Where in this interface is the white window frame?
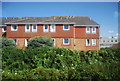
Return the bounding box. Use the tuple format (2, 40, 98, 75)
(13, 39, 17, 45)
(32, 24, 37, 32)
(51, 38, 55, 46)
(63, 38, 70, 45)
(63, 24, 70, 31)
(25, 24, 30, 32)
(43, 24, 49, 32)
(11, 25, 18, 31)
(2, 27, 6, 32)
(92, 27, 96, 34)
(86, 39, 90, 46)
(92, 39, 96, 46)
(25, 39, 29, 47)
(50, 24, 56, 32)
(86, 27, 90, 34)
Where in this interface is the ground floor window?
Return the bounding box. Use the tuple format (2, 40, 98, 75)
(86, 39, 90, 46)
(92, 39, 96, 46)
(63, 38, 70, 45)
(13, 39, 17, 45)
(51, 38, 55, 46)
(25, 39, 29, 47)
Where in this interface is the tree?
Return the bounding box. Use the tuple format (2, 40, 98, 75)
(0, 37, 16, 48)
(27, 36, 54, 48)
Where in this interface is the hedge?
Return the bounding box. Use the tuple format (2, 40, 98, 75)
(2, 46, 120, 80)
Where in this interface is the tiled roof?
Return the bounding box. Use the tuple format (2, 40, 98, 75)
(0, 16, 99, 25)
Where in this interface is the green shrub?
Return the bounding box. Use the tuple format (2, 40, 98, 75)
(27, 36, 54, 48)
(0, 37, 16, 48)
(2, 46, 120, 80)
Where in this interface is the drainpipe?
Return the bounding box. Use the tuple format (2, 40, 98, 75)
(73, 24, 75, 50)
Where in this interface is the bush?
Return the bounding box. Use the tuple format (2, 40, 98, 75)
(2, 46, 120, 80)
(27, 36, 54, 48)
(0, 37, 16, 48)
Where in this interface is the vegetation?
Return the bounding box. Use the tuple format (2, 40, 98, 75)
(2, 46, 120, 80)
(27, 36, 54, 48)
(0, 37, 16, 49)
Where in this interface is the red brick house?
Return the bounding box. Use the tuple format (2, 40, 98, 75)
(1, 16, 100, 51)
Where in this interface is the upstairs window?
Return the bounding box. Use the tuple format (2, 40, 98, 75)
(92, 27, 96, 33)
(43, 25, 49, 32)
(86, 39, 90, 46)
(50, 24, 56, 32)
(86, 27, 90, 33)
(63, 25, 70, 30)
(92, 39, 96, 46)
(2, 27, 6, 32)
(32, 24, 37, 32)
(11, 25, 18, 31)
(63, 38, 70, 45)
(25, 24, 30, 32)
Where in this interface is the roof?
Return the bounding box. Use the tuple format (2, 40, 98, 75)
(0, 16, 99, 26)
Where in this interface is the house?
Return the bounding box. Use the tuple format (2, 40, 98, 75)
(1, 16, 100, 51)
(100, 37, 119, 48)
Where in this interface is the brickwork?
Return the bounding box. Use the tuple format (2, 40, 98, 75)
(75, 39, 99, 51)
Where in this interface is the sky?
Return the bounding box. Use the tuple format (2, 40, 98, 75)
(2, 2, 119, 37)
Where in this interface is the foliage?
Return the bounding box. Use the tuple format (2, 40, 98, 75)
(2, 47, 120, 80)
(27, 36, 54, 48)
(0, 37, 16, 49)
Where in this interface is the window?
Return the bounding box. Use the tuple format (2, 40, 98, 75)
(25, 39, 29, 47)
(115, 40, 117, 42)
(2, 27, 6, 32)
(103, 40, 105, 42)
(43, 25, 49, 32)
(92, 39, 96, 46)
(63, 25, 70, 30)
(111, 40, 113, 42)
(51, 38, 55, 46)
(13, 39, 17, 45)
(92, 27, 96, 33)
(86, 27, 90, 33)
(11, 25, 18, 31)
(25, 24, 30, 32)
(32, 24, 37, 32)
(50, 24, 56, 32)
(63, 38, 70, 45)
(86, 39, 90, 46)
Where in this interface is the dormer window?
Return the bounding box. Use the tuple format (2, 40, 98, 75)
(92, 27, 96, 33)
(11, 25, 18, 31)
(25, 24, 30, 32)
(32, 24, 37, 32)
(63, 25, 70, 30)
(2, 27, 6, 32)
(86, 27, 90, 33)
(43, 25, 49, 32)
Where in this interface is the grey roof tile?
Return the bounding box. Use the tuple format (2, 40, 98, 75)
(1, 16, 99, 25)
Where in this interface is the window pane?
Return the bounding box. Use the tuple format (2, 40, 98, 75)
(13, 25, 17, 29)
(64, 25, 68, 29)
(26, 25, 30, 29)
(87, 27, 90, 31)
(52, 24, 55, 29)
(33, 25, 36, 29)
(93, 27, 95, 31)
(45, 25, 48, 29)
(87, 39, 90, 44)
(64, 38, 69, 44)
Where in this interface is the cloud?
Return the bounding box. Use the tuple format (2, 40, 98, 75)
(108, 30, 115, 33)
